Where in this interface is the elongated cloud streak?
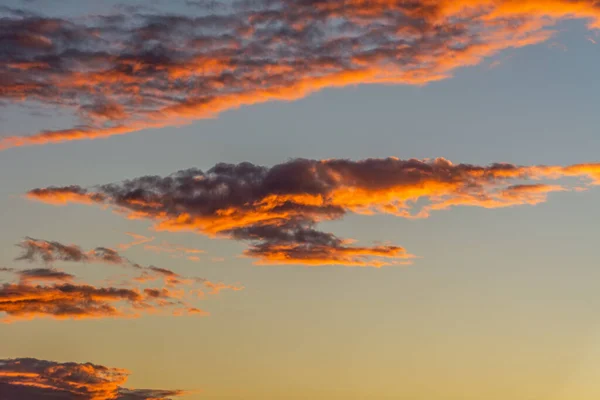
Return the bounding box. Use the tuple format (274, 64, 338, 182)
(144, 242, 204, 256)
(118, 232, 155, 250)
(16, 268, 75, 283)
(26, 158, 600, 267)
(17, 237, 134, 266)
(0, 282, 170, 322)
(0, 357, 187, 399)
(2, 1, 600, 149)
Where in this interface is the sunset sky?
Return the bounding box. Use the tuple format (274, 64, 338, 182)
(1, 1, 600, 399)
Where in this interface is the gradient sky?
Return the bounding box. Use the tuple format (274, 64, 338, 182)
(1, 1, 600, 399)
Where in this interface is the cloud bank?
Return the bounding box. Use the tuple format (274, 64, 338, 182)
(2, 1, 600, 149)
(27, 157, 600, 267)
(0, 357, 187, 399)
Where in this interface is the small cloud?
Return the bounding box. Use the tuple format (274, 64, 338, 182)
(118, 232, 155, 250)
(0, 357, 189, 399)
(1, 238, 242, 322)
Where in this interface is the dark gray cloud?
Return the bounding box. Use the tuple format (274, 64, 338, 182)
(16, 237, 90, 264)
(0, 358, 187, 399)
(29, 157, 600, 266)
(3, 1, 598, 149)
(0, 282, 151, 321)
(16, 237, 138, 267)
(17, 268, 75, 282)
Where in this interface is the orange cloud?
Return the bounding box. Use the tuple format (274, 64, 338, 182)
(0, 282, 152, 322)
(118, 232, 155, 250)
(25, 158, 600, 267)
(563, 163, 600, 184)
(144, 241, 205, 261)
(2, 1, 600, 149)
(25, 187, 103, 205)
(1, 238, 242, 322)
(0, 357, 188, 399)
(202, 281, 244, 295)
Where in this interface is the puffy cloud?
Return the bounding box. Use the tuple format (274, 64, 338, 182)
(2, 1, 600, 149)
(26, 158, 600, 267)
(0, 357, 187, 399)
(1, 238, 242, 322)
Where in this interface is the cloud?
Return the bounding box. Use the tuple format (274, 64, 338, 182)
(117, 233, 206, 260)
(1, 238, 241, 322)
(16, 237, 140, 267)
(1, 267, 75, 283)
(24, 187, 105, 205)
(2, 1, 600, 149)
(16, 238, 90, 264)
(15, 237, 148, 268)
(118, 232, 155, 250)
(203, 281, 244, 295)
(15, 237, 237, 290)
(17, 268, 75, 283)
(26, 157, 600, 267)
(17, 235, 206, 266)
(0, 282, 161, 322)
(144, 241, 205, 262)
(144, 242, 204, 256)
(0, 357, 187, 399)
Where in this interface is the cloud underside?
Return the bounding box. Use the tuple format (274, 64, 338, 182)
(0, 358, 186, 399)
(26, 157, 600, 267)
(2, 0, 600, 149)
(0, 238, 242, 322)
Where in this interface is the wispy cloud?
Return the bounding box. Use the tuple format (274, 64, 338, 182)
(26, 158, 600, 267)
(0, 238, 242, 322)
(0, 357, 188, 399)
(144, 241, 205, 260)
(118, 232, 155, 250)
(116, 233, 206, 262)
(2, 1, 600, 149)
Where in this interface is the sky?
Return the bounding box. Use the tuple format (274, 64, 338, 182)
(1, 1, 600, 399)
